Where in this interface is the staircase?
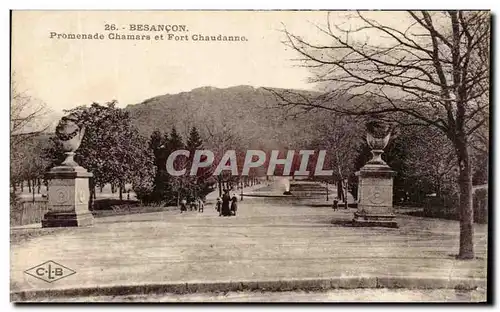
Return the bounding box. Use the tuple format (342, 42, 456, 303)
(289, 182, 330, 198)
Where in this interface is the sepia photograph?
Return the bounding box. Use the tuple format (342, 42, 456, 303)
(9, 9, 490, 303)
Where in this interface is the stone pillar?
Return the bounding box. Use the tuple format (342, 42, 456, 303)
(42, 114, 94, 228)
(352, 120, 398, 228)
(353, 164, 397, 228)
(42, 166, 94, 228)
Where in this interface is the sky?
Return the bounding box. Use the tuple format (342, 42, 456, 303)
(11, 11, 335, 113)
(11, 10, 417, 116)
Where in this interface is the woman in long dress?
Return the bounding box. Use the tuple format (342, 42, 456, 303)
(180, 198, 187, 213)
(221, 190, 231, 216)
(216, 197, 222, 215)
(230, 194, 238, 216)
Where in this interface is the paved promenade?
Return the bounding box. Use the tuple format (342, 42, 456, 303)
(10, 181, 487, 301)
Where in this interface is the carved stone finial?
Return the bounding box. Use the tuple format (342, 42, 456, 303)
(365, 120, 393, 165)
(55, 115, 85, 167)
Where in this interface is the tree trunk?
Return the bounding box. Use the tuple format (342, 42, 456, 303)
(88, 179, 95, 211)
(28, 180, 32, 193)
(456, 138, 474, 259)
(37, 178, 41, 194)
(218, 177, 222, 197)
(119, 183, 123, 201)
(337, 180, 343, 200)
(343, 179, 348, 204)
(21, 181, 24, 192)
(436, 177, 441, 198)
(32, 179, 35, 203)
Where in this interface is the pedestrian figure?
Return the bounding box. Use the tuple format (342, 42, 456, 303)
(180, 198, 187, 213)
(332, 197, 339, 211)
(190, 200, 197, 211)
(198, 198, 204, 213)
(215, 197, 222, 215)
(230, 193, 238, 216)
(221, 190, 231, 217)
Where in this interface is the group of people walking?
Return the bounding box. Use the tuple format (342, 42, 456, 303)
(179, 197, 205, 213)
(216, 189, 238, 217)
(179, 189, 238, 216)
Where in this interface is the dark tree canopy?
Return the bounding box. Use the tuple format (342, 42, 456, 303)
(186, 126, 203, 152)
(44, 101, 152, 200)
(168, 127, 185, 152)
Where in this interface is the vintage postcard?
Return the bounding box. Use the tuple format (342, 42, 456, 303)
(10, 10, 489, 302)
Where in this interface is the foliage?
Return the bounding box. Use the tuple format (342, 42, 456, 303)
(186, 126, 203, 152)
(403, 127, 458, 201)
(91, 199, 140, 211)
(143, 126, 213, 205)
(10, 192, 20, 207)
(473, 188, 488, 223)
(43, 101, 153, 200)
(11, 134, 51, 192)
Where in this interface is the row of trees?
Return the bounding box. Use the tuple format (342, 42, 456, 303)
(272, 10, 489, 259)
(13, 98, 487, 212)
(11, 10, 489, 261)
(12, 89, 488, 262)
(10, 74, 51, 196)
(12, 99, 216, 206)
(141, 126, 214, 205)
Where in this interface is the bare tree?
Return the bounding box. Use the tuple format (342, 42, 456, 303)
(11, 74, 50, 146)
(203, 120, 243, 196)
(271, 11, 489, 259)
(10, 74, 51, 192)
(309, 115, 364, 201)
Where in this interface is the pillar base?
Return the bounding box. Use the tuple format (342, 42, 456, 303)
(42, 211, 94, 228)
(42, 165, 94, 228)
(353, 212, 398, 228)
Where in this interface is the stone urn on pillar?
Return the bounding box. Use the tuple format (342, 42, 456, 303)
(42, 115, 94, 228)
(353, 120, 398, 228)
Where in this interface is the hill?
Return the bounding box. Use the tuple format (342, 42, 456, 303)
(124, 85, 324, 152)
